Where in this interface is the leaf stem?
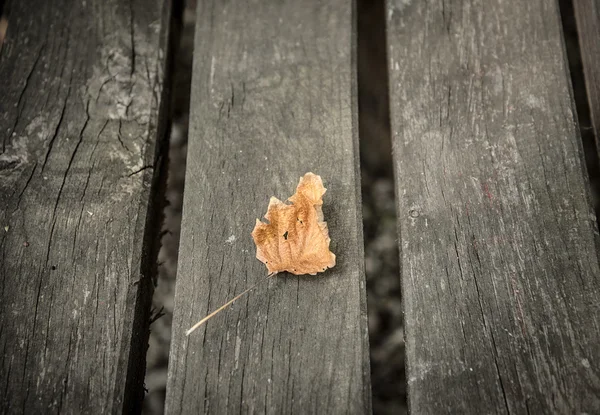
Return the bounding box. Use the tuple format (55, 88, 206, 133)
(186, 272, 277, 336)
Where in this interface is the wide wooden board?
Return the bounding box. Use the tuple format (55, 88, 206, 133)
(386, 0, 600, 412)
(165, 1, 371, 413)
(0, 0, 172, 412)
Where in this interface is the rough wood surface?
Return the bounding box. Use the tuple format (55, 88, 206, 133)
(386, 0, 600, 413)
(0, 0, 172, 412)
(574, 0, 600, 148)
(166, 1, 371, 413)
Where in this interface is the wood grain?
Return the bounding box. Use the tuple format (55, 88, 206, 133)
(0, 0, 172, 412)
(574, 0, 600, 149)
(165, 1, 371, 413)
(386, 0, 600, 413)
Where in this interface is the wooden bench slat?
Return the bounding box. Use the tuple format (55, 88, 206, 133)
(386, 0, 600, 413)
(0, 0, 172, 412)
(574, 0, 600, 149)
(165, 1, 371, 413)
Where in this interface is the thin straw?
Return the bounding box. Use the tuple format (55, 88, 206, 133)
(186, 273, 276, 336)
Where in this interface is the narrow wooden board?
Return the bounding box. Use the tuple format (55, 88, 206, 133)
(574, 0, 600, 148)
(0, 0, 172, 412)
(166, 1, 371, 413)
(386, 0, 600, 413)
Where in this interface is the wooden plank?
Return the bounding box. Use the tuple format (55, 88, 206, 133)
(574, 0, 600, 149)
(165, 1, 371, 413)
(386, 0, 600, 413)
(0, 0, 172, 412)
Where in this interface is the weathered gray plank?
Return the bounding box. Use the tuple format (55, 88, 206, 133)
(166, 1, 371, 413)
(574, 0, 600, 148)
(386, 0, 600, 413)
(0, 0, 172, 412)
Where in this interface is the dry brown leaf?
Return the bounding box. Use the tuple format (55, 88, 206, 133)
(187, 173, 336, 335)
(252, 172, 336, 275)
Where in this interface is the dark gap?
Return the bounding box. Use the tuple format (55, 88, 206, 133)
(142, 0, 195, 414)
(0, 0, 7, 51)
(558, 0, 600, 214)
(357, 1, 406, 414)
(125, 0, 184, 411)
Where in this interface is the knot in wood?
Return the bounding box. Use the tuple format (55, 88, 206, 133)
(409, 208, 420, 218)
